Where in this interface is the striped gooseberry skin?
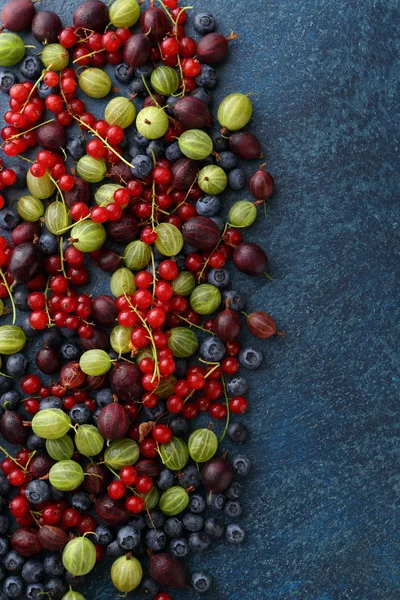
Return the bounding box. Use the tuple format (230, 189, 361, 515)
(37, 525, 67, 551)
(63, 590, 86, 600)
(75, 424, 105, 456)
(182, 215, 221, 251)
(159, 486, 189, 516)
(247, 311, 277, 338)
(97, 403, 130, 441)
(111, 555, 143, 593)
(83, 463, 110, 495)
(1, 411, 28, 445)
(174, 96, 211, 130)
(110, 267, 136, 297)
(110, 325, 132, 355)
(62, 536, 96, 576)
(155, 375, 177, 399)
(41, 43, 69, 71)
(167, 327, 199, 358)
(138, 486, 159, 510)
(27, 170, 55, 199)
(196, 32, 229, 64)
(0, 33, 25, 66)
(0, 325, 26, 355)
(95, 184, 124, 207)
(105, 97, 137, 128)
(213, 308, 242, 342)
(171, 158, 199, 189)
(188, 429, 218, 462)
(1, 1, 36, 33)
(190, 284, 222, 315)
(71, 221, 107, 252)
(77, 156, 107, 183)
(229, 131, 262, 160)
(44, 201, 71, 235)
(178, 129, 213, 160)
(233, 242, 268, 276)
(159, 437, 189, 471)
(46, 435, 74, 461)
(123, 32, 151, 68)
(249, 167, 275, 201)
(32, 409, 71, 440)
(79, 349, 112, 376)
(73, 0, 110, 32)
(228, 200, 257, 228)
(109, 0, 140, 28)
(136, 459, 161, 478)
(124, 240, 151, 270)
(172, 271, 196, 296)
(49, 460, 85, 491)
(136, 106, 169, 140)
(78, 68, 112, 98)
(154, 223, 184, 256)
(95, 495, 130, 526)
(104, 438, 140, 469)
(17, 196, 44, 222)
(150, 66, 179, 96)
(11, 529, 42, 557)
(198, 165, 228, 195)
(217, 92, 253, 131)
(140, 6, 169, 42)
(106, 215, 140, 243)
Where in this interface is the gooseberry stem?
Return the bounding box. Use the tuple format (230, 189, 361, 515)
(140, 75, 161, 109)
(58, 237, 68, 279)
(0, 269, 16, 325)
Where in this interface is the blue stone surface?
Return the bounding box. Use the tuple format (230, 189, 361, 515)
(1, 0, 399, 598)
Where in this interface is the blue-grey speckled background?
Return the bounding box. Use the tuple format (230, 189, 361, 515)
(2, 0, 400, 598)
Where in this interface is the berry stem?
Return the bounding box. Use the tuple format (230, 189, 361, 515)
(0, 269, 16, 325)
(197, 222, 229, 283)
(73, 49, 105, 64)
(0, 119, 56, 147)
(0, 445, 24, 470)
(44, 275, 54, 328)
(173, 312, 216, 335)
(219, 373, 230, 442)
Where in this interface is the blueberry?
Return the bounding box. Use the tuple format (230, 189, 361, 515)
(134, 63, 154, 79)
(195, 64, 218, 89)
(115, 63, 134, 84)
(0, 391, 20, 411)
(200, 336, 225, 362)
(95, 524, 113, 546)
(143, 401, 165, 420)
(225, 500, 243, 518)
(0, 208, 20, 231)
(60, 341, 81, 361)
(145, 529, 166, 552)
(8, 165, 25, 189)
(132, 131, 148, 148)
(146, 140, 165, 160)
(194, 13, 216, 34)
(0, 567, 5, 583)
(50, 487, 65, 501)
(204, 517, 224, 539)
(42, 328, 63, 348)
(25, 480, 50, 505)
(38, 232, 58, 255)
(232, 455, 252, 476)
(209, 216, 225, 232)
(169, 415, 190, 437)
(156, 469, 174, 491)
(191, 572, 212, 594)
(43, 554, 64, 577)
(117, 525, 141, 550)
(239, 346, 263, 370)
(0, 376, 11, 395)
(169, 537, 189, 558)
(91, 407, 101, 426)
(188, 532, 210, 552)
(26, 434, 45, 451)
(37, 81, 59, 100)
(40, 397, 62, 410)
(145, 510, 165, 529)
(226, 482, 243, 500)
(26, 582, 45, 600)
(174, 358, 187, 378)
(2, 575, 23, 598)
(182, 513, 204, 532)
(227, 377, 248, 397)
(128, 143, 142, 159)
(138, 577, 159, 599)
(226, 523, 246, 544)
(21, 560, 44, 583)
(196, 195, 220, 217)
(21, 316, 40, 339)
(228, 168, 246, 190)
(0, 71, 17, 94)
(129, 514, 147, 530)
(216, 151, 237, 170)
(64, 573, 88, 587)
(189, 493, 206, 514)
(106, 540, 124, 558)
(95, 388, 113, 408)
(183, 242, 198, 255)
(130, 77, 146, 96)
(210, 129, 228, 152)
(163, 518, 183, 538)
(207, 493, 226, 511)
(3, 552, 24, 572)
(59, 327, 77, 339)
(20, 56, 42, 80)
(66, 137, 85, 161)
(0, 538, 9, 558)
(222, 289, 246, 312)
(13, 285, 29, 312)
(227, 422, 248, 443)
(208, 267, 230, 288)
(0, 518, 8, 536)
(71, 491, 92, 512)
(165, 95, 179, 114)
(69, 403, 91, 425)
(179, 465, 201, 489)
(45, 577, 67, 598)
(190, 87, 212, 105)
(165, 141, 183, 162)
(131, 154, 153, 179)
(0, 500, 6, 516)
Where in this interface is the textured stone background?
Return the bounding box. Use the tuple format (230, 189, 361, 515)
(2, 0, 400, 598)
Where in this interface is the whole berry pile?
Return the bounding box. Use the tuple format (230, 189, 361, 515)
(0, 0, 280, 598)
